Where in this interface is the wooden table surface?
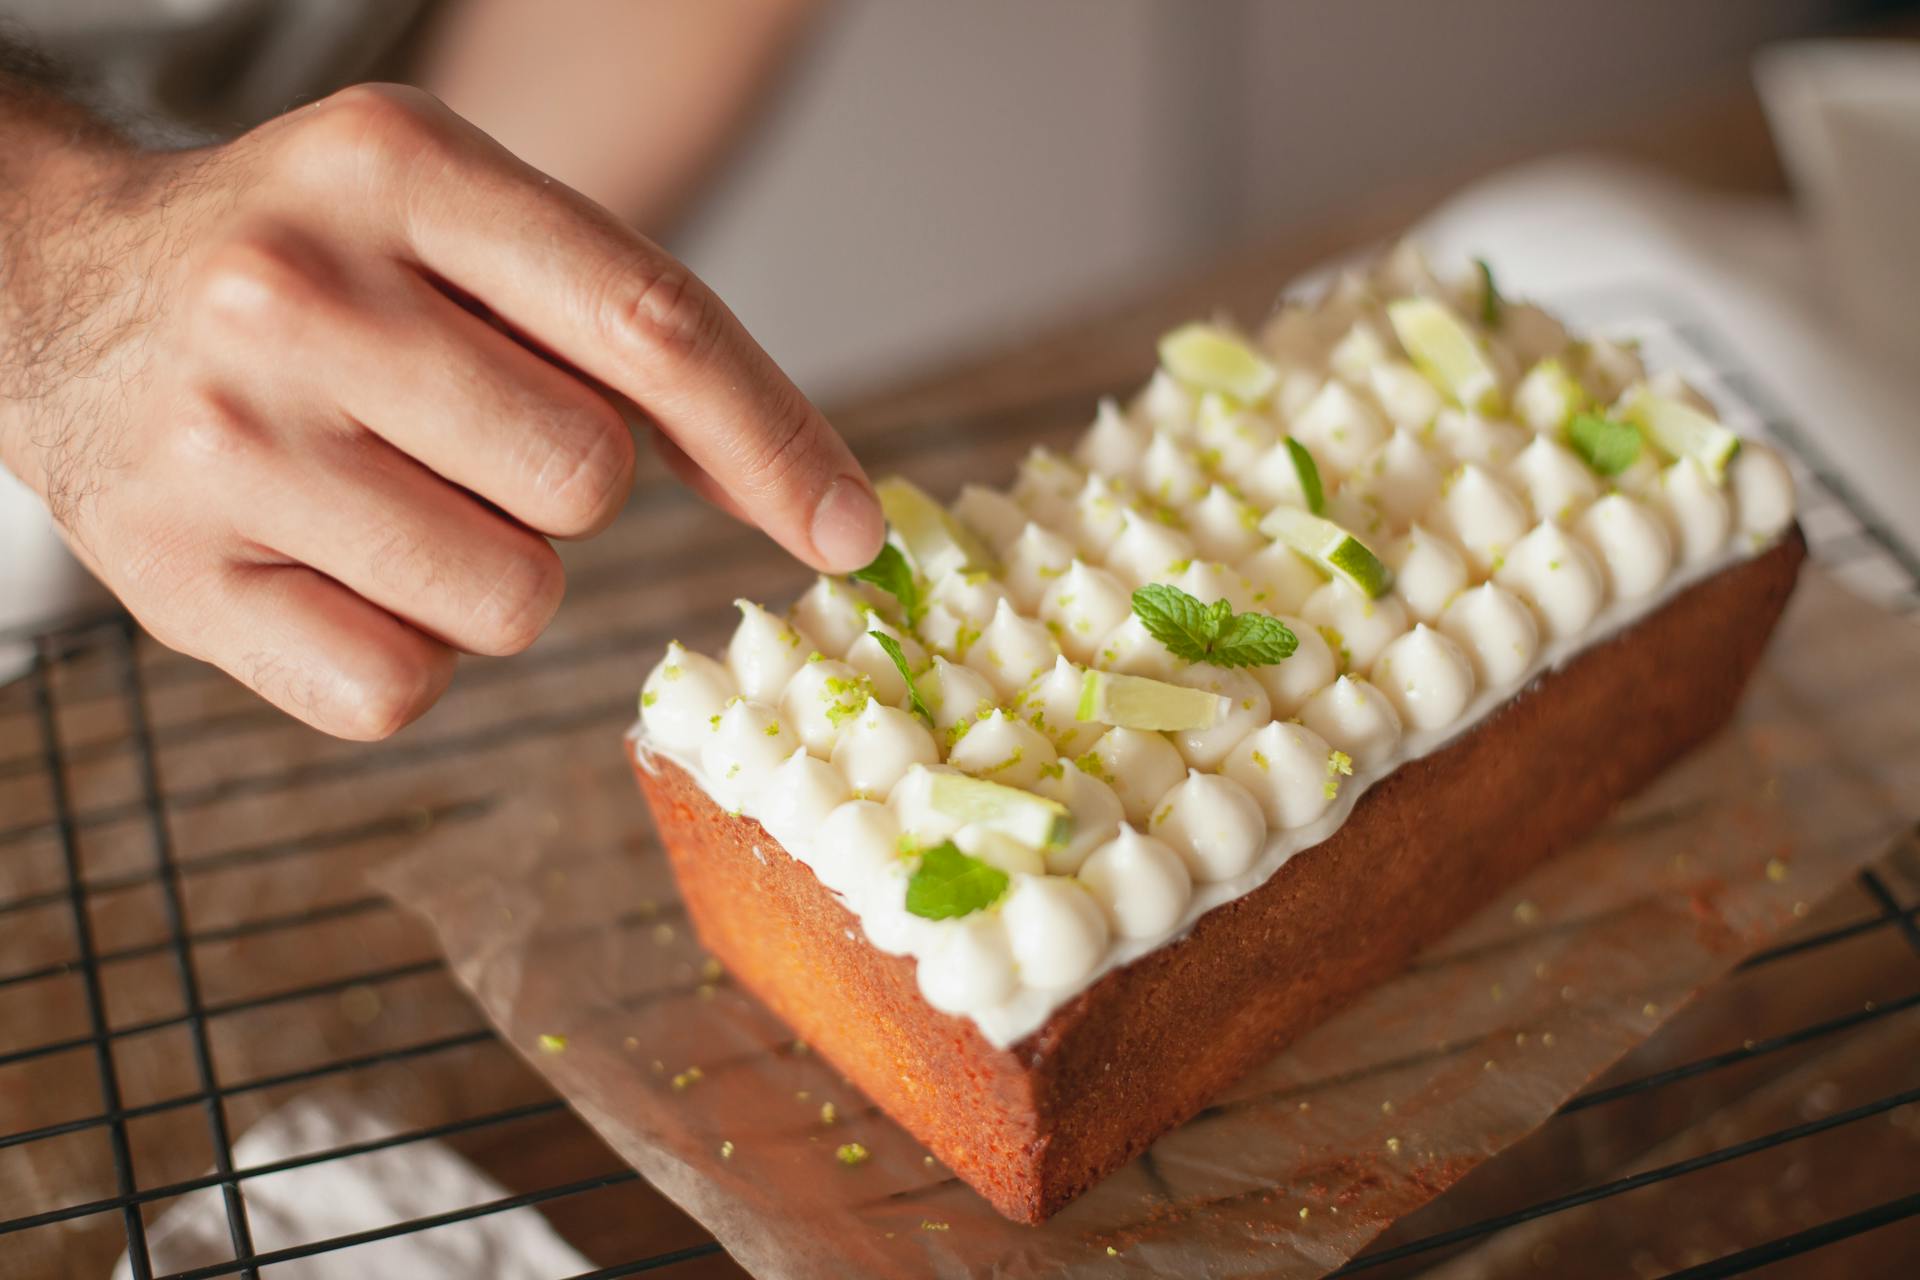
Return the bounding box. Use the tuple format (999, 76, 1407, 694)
(4, 42, 1919, 1280)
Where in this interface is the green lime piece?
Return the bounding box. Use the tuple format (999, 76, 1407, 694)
(926, 772, 1071, 850)
(1258, 506, 1394, 599)
(1077, 669, 1227, 732)
(1157, 323, 1277, 404)
(876, 476, 997, 579)
(1622, 388, 1741, 483)
(1283, 436, 1325, 515)
(1387, 297, 1503, 415)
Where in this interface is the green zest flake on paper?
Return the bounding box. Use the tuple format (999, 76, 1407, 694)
(1567, 412, 1642, 477)
(1158, 322, 1278, 403)
(1130, 583, 1298, 669)
(1284, 437, 1326, 515)
(868, 630, 933, 726)
(850, 542, 923, 626)
(904, 840, 1011, 920)
(1475, 257, 1504, 329)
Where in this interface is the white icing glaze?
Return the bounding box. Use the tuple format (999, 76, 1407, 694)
(1194, 396, 1277, 475)
(811, 799, 902, 907)
(1092, 614, 1185, 681)
(1186, 484, 1266, 563)
(1040, 559, 1134, 665)
(1493, 521, 1606, 640)
(1430, 464, 1531, 573)
(789, 577, 873, 658)
(1075, 397, 1150, 478)
(927, 568, 1009, 627)
(700, 698, 798, 810)
(1104, 508, 1197, 586)
(1064, 472, 1132, 557)
(1575, 493, 1673, 600)
(760, 749, 852, 849)
(1169, 664, 1272, 769)
(1657, 457, 1733, 564)
(1084, 726, 1186, 825)
(1385, 523, 1470, 624)
(640, 642, 736, 754)
(1002, 875, 1110, 990)
(1730, 442, 1796, 540)
(1012, 446, 1083, 525)
(779, 656, 871, 755)
(1016, 655, 1103, 756)
(1370, 624, 1475, 732)
(1291, 380, 1388, 476)
(1235, 542, 1325, 616)
(1433, 409, 1529, 471)
(1439, 583, 1539, 686)
(953, 484, 1029, 552)
(1150, 770, 1268, 882)
(969, 597, 1061, 696)
(1246, 613, 1335, 715)
(1002, 521, 1077, 611)
(1031, 758, 1126, 875)
(1298, 675, 1403, 768)
(726, 600, 809, 704)
(922, 655, 997, 737)
(1220, 720, 1339, 828)
(1168, 560, 1258, 615)
(831, 697, 937, 798)
(1077, 826, 1192, 941)
(946, 709, 1057, 789)
(1303, 578, 1410, 673)
(1137, 434, 1210, 507)
(1507, 435, 1600, 524)
(843, 621, 925, 706)
(916, 913, 1018, 1015)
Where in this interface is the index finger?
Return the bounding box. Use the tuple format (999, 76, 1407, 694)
(325, 86, 885, 573)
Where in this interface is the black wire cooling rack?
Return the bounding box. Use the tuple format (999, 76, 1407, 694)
(1, 294, 1917, 1279)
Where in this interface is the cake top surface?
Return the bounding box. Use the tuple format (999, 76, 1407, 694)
(633, 243, 1797, 1048)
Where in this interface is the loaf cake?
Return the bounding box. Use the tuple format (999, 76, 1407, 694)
(627, 244, 1804, 1222)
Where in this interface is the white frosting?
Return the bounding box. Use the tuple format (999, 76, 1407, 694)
(1299, 675, 1403, 768)
(726, 600, 809, 704)
(1439, 583, 1539, 685)
(1040, 559, 1134, 664)
(1575, 493, 1673, 600)
(1015, 655, 1103, 756)
(640, 642, 737, 754)
(1137, 434, 1210, 507)
(1002, 875, 1110, 990)
(843, 621, 925, 706)
(1657, 458, 1733, 564)
(632, 249, 1794, 1050)
(1075, 397, 1150, 478)
(1104, 508, 1196, 586)
(779, 656, 871, 755)
(946, 709, 1057, 789)
(1430, 464, 1531, 573)
(1003, 521, 1077, 611)
(1303, 578, 1410, 673)
(1085, 727, 1187, 825)
(969, 597, 1061, 696)
(760, 749, 852, 849)
(1221, 720, 1339, 828)
(1507, 436, 1600, 524)
(1169, 664, 1271, 769)
(953, 484, 1029, 552)
(1077, 826, 1192, 941)
(1186, 484, 1266, 563)
(831, 697, 938, 798)
(1494, 521, 1606, 640)
(1730, 442, 1796, 540)
(1031, 758, 1126, 875)
(789, 577, 873, 658)
(1150, 770, 1268, 882)
(1370, 624, 1475, 732)
(1385, 523, 1470, 624)
(700, 698, 798, 810)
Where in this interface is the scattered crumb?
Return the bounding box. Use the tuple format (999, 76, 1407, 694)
(1642, 1002, 1660, 1018)
(1386, 1137, 1402, 1154)
(1106, 1246, 1120, 1257)
(1379, 1100, 1394, 1116)
(1297, 1100, 1311, 1112)
(652, 923, 676, 946)
(700, 957, 725, 982)
(836, 1142, 870, 1167)
(1792, 900, 1810, 918)
(1541, 1032, 1557, 1047)
(1559, 985, 1576, 1001)
(1765, 858, 1789, 883)
(796, 1090, 811, 1102)
(792, 1039, 810, 1055)
(622, 1036, 639, 1051)
(1483, 1059, 1497, 1071)
(820, 1102, 839, 1126)
(1298, 1206, 1310, 1220)
(923, 1155, 936, 1168)
(697, 984, 717, 1000)
(1512, 899, 1542, 926)
(719, 1140, 734, 1160)
(537, 1033, 567, 1054)
(920, 1220, 949, 1232)
(671, 1066, 704, 1090)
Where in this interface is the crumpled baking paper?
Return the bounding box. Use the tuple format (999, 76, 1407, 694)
(376, 567, 1920, 1278)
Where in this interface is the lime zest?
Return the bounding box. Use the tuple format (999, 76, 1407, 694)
(1284, 436, 1326, 515)
(1257, 506, 1395, 599)
(1077, 669, 1228, 731)
(1567, 412, 1642, 477)
(1129, 583, 1298, 668)
(867, 630, 932, 726)
(904, 840, 1009, 920)
(1157, 323, 1277, 403)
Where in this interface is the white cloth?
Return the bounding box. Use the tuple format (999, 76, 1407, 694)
(111, 1094, 591, 1280)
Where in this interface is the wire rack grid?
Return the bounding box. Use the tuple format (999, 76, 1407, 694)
(0, 294, 1917, 1279)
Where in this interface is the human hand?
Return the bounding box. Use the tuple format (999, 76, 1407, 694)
(0, 83, 882, 739)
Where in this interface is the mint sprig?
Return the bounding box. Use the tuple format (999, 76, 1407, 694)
(1568, 412, 1642, 477)
(904, 840, 1009, 920)
(868, 630, 933, 726)
(1130, 583, 1297, 669)
(1475, 257, 1504, 329)
(1284, 436, 1325, 515)
(850, 542, 923, 626)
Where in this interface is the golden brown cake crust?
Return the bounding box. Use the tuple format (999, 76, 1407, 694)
(633, 529, 1805, 1223)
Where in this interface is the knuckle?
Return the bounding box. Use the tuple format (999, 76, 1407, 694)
(189, 233, 329, 339)
(165, 391, 261, 470)
(528, 402, 635, 535)
(464, 538, 565, 655)
(600, 260, 723, 365)
(732, 383, 820, 496)
(287, 82, 450, 183)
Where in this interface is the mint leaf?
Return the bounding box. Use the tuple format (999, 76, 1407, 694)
(1209, 609, 1299, 668)
(1130, 583, 1297, 670)
(850, 542, 923, 626)
(1130, 583, 1216, 664)
(1284, 436, 1325, 514)
(1568, 412, 1642, 477)
(904, 840, 1009, 920)
(1475, 257, 1504, 329)
(868, 630, 933, 726)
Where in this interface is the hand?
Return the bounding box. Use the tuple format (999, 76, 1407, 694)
(0, 83, 882, 739)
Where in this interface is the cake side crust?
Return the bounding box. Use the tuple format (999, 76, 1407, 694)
(634, 529, 1805, 1223)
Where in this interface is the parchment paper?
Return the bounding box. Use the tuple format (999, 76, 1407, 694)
(376, 567, 1920, 1279)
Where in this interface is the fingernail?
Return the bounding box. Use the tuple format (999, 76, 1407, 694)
(810, 476, 885, 571)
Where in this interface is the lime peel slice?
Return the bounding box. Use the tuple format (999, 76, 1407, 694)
(1622, 389, 1740, 483)
(926, 772, 1071, 850)
(1157, 323, 1277, 404)
(876, 476, 997, 578)
(1258, 506, 1395, 599)
(1077, 669, 1227, 732)
(1387, 297, 1503, 415)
